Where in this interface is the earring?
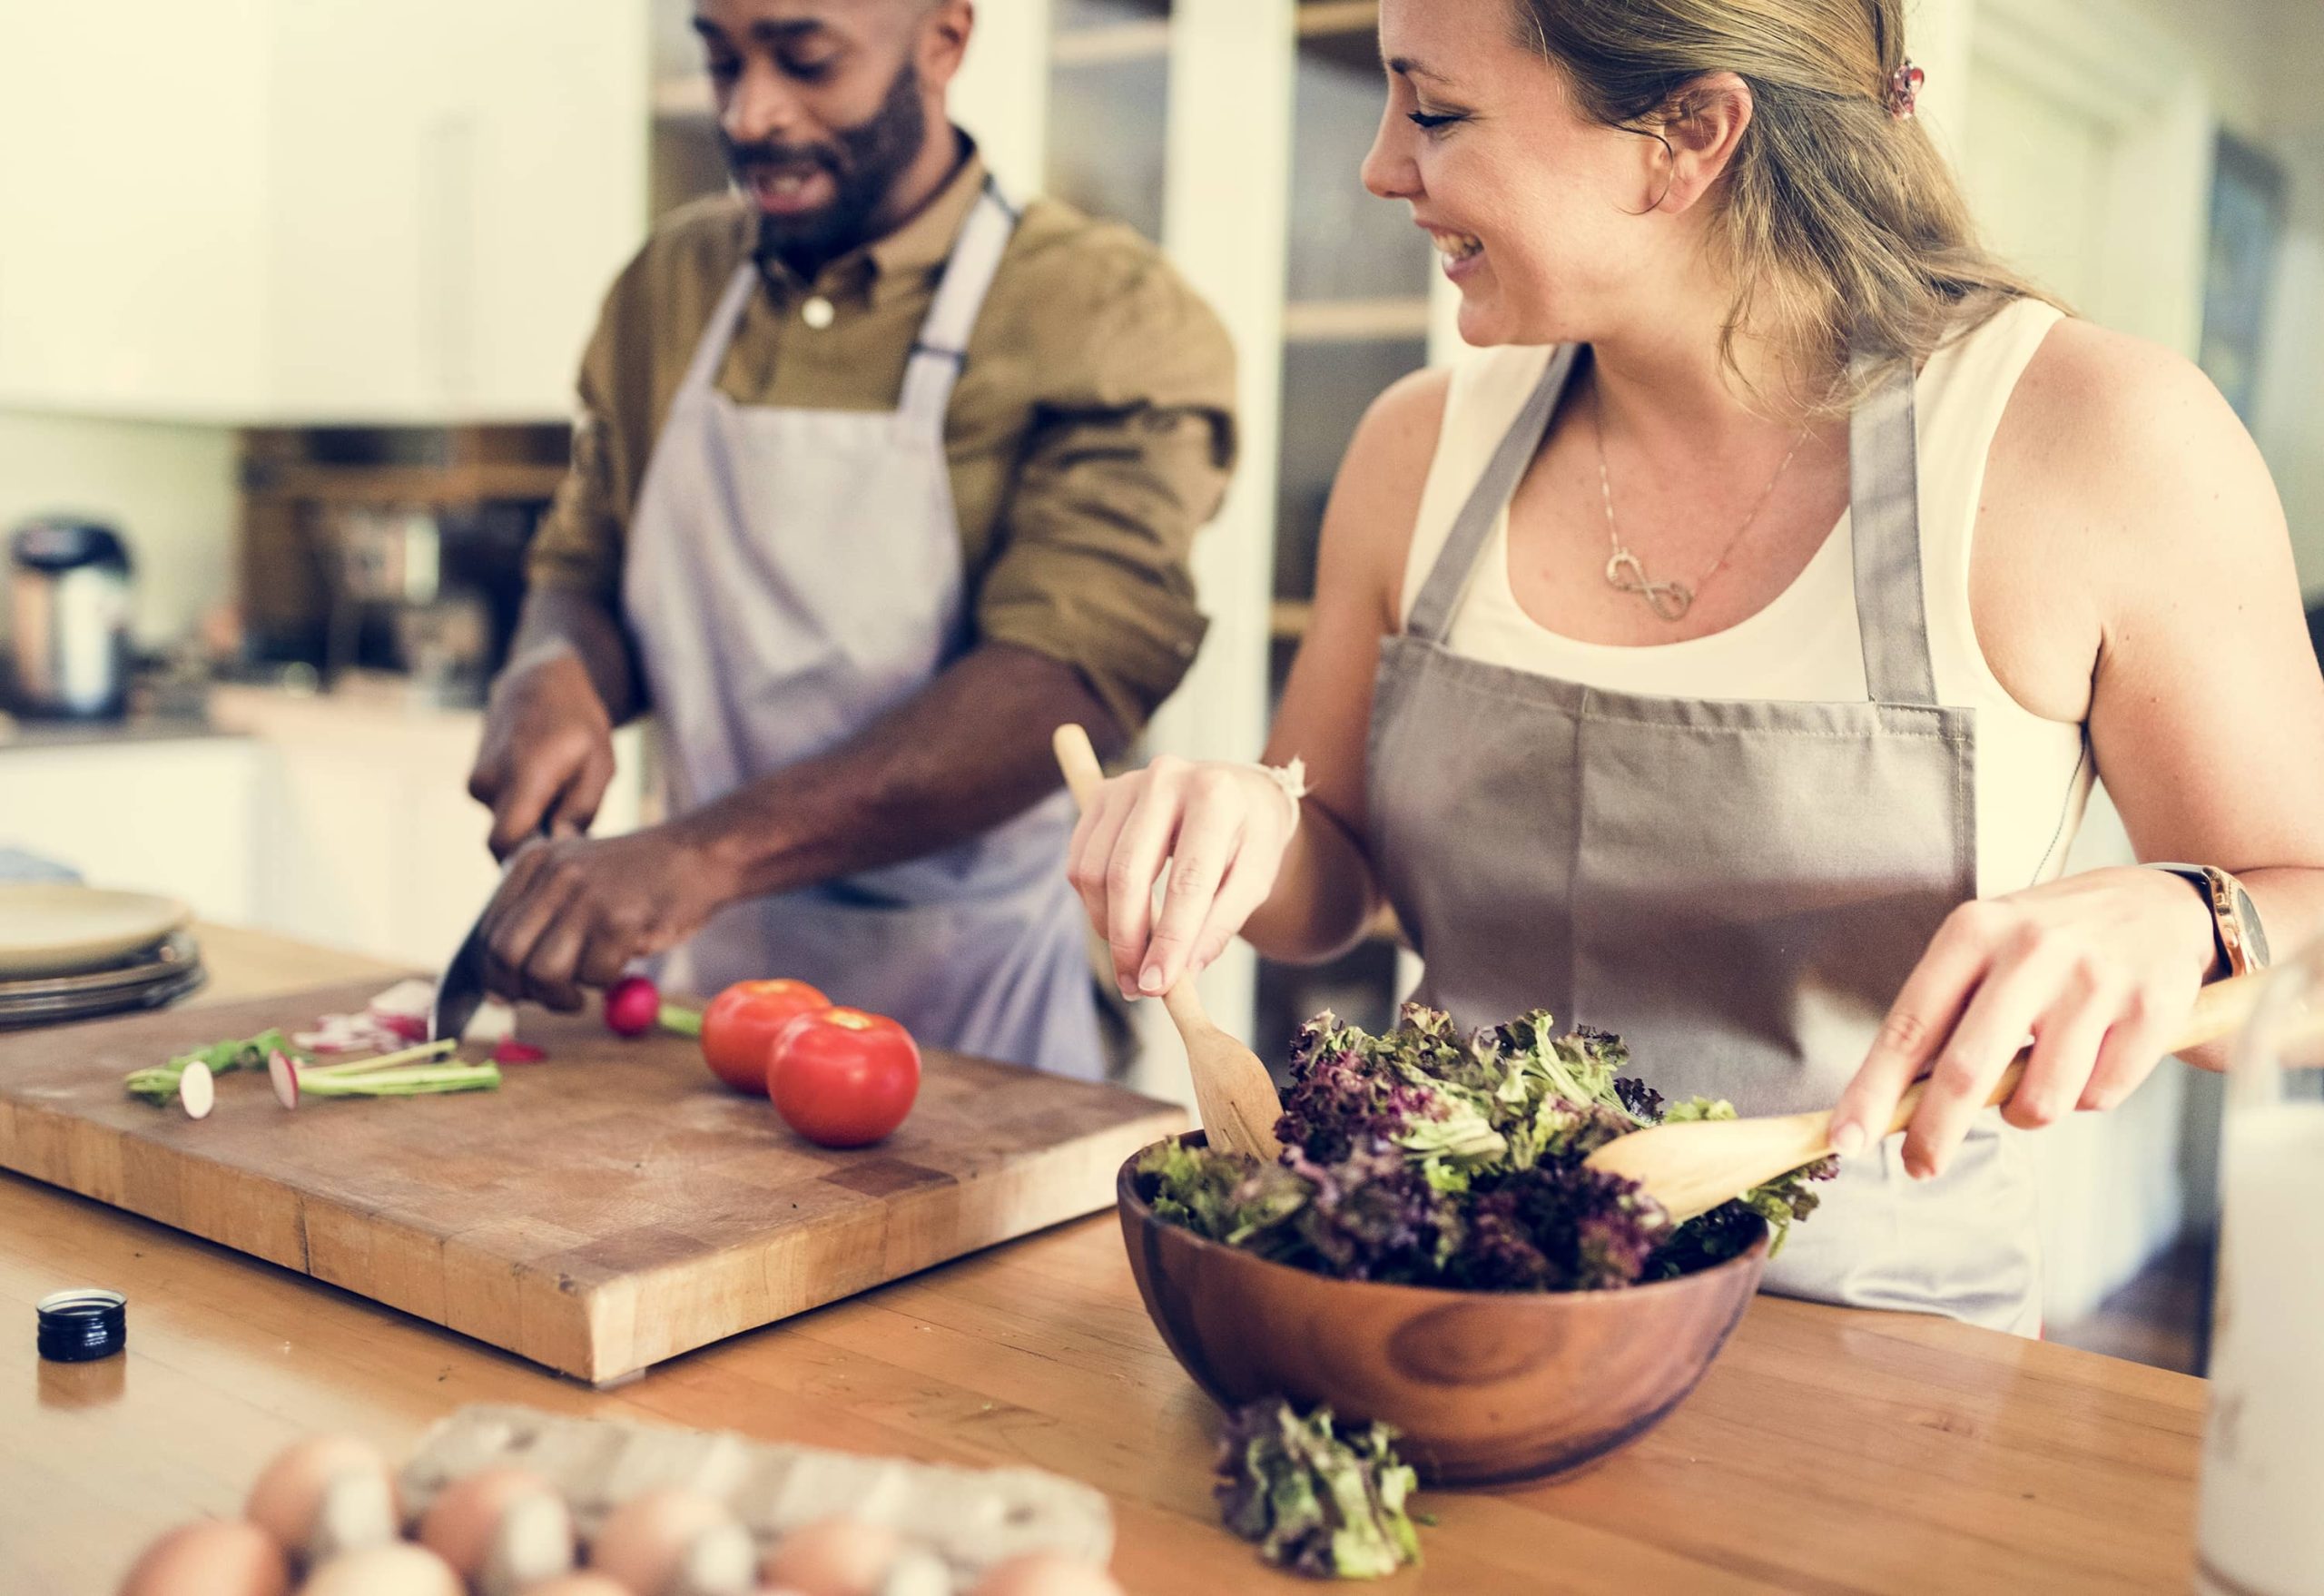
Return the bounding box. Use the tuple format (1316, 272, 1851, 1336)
(1886, 59, 1925, 121)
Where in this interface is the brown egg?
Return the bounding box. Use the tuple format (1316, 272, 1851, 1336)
(310, 1470, 402, 1564)
(665, 1521, 759, 1596)
(417, 1466, 566, 1579)
(874, 1548, 954, 1596)
(242, 1434, 399, 1556)
(589, 1489, 742, 1595)
(517, 1578, 635, 1596)
(967, 1553, 1125, 1596)
(478, 1490, 582, 1596)
(116, 1519, 290, 1596)
(297, 1542, 465, 1596)
(759, 1519, 900, 1596)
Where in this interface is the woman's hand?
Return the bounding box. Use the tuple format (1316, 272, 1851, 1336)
(1067, 756, 1299, 1000)
(1828, 866, 2219, 1177)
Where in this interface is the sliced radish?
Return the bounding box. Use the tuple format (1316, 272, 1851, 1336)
(366, 978, 436, 1020)
(179, 1062, 215, 1119)
(295, 1010, 405, 1053)
(376, 1012, 427, 1043)
(493, 1039, 548, 1066)
(269, 1049, 300, 1109)
(464, 999, 517, 1046)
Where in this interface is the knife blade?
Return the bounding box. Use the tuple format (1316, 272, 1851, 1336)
(428, 828, 548, 1044)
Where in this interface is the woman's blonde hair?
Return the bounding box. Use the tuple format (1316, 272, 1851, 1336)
(1512, 0, 2061, 408)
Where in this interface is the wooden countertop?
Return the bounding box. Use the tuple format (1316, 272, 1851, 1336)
(1, 928, 2209, 1594)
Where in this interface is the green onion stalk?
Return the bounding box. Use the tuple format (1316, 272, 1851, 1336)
(299, 1062, 501, 1099)
(125, 1030, 300, 1105)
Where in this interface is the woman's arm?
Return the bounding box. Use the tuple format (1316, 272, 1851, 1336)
(1067, 368, 1449, 997)
(1243, 368, 1452, 960)
(1834, 319, 2324, 1174)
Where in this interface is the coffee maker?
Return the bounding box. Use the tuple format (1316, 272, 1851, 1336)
(7, 518, 134, 720)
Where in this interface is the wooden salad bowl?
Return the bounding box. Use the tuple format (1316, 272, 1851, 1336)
(1117, 1134, 1769, 1486)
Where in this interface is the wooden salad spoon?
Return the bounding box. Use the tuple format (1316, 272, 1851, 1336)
(1585, 970, 2272, 1223)
(1053, 724, 1286, 1163)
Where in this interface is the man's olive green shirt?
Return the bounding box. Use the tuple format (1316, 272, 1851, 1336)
(528, 147, 1238, 734)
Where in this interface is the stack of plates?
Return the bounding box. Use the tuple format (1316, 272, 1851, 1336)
(0, 884, 205, 1029)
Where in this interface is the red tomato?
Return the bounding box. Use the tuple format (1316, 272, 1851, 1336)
(767, 1008, 921, 1148)
(699, 979, 831, 1094)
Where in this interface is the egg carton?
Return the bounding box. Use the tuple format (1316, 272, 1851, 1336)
(398, 1404, 1114, 1583)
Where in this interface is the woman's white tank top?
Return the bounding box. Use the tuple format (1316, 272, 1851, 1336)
(1398, 298, 2092, 899)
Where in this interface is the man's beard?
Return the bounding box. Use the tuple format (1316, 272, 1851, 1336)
(724, 58, 930, 279)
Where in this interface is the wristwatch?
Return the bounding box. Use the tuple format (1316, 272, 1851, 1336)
(2149, 863, 2271, 980)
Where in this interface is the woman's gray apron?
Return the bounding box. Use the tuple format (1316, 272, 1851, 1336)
(621, 182, 1103, 1079)
(1368, 345, 2041, 1333)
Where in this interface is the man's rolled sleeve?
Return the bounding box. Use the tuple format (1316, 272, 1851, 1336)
(525, 245, 666, 608)
(973, 255, 1237, 738)
(527, 407, 626, 605)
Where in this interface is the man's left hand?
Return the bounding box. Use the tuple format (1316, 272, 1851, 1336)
(479, 825, 730, 1011)
(1828, 865, 2219, 1180)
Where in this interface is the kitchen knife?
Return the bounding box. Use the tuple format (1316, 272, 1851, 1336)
(428, 827, 548, 1045)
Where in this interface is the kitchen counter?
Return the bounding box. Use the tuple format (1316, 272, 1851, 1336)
(0, 707, 223, 753)
(0, 678, 651, 969)
(0, 929, 2211, 1594)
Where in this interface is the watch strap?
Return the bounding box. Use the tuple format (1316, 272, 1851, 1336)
(2147, 862, 2269, 979)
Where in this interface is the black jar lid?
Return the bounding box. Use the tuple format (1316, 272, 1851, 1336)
(36, 1288, 125, 1363)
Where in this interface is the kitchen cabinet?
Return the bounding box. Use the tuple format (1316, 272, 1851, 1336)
(0, 0, 648, 424)
(0, 685, 647, 970)
(218, 684, 649, 970)
(0, 737, 262, 924)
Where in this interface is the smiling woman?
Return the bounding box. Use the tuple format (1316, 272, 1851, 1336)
(1067, 0, 2324, 1337)
(1379, 0, 2053, 399)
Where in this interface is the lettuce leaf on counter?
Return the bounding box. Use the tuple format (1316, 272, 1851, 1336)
(1216, 1398, 1421, 1580)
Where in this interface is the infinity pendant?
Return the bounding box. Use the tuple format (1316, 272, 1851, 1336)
(1604, 549, 1695, 621)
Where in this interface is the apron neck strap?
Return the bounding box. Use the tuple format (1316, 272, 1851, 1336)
(898, 179, 1019, 426)
(680, 263, 763, 401)
(674, 179, 1021, 422)
(1404, 343, 1580, 644)
(1845, 351, 1938, 706)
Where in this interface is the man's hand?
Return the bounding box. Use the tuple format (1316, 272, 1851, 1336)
(468, 648, 619, 859)
(478, 826, 731, 1011)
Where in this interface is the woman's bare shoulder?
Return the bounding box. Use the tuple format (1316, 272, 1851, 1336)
(1977, 314, 2290, 718)
(2003, 317, 2258, 473)
(1345, 365, 1454, 487)
(1322, 366, 1456, 622)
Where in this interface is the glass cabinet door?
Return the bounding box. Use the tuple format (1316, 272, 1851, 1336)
(1257, 0, 1433, 1046)
(1048, 1, 1174, 242)
(648, 0, 726, 222)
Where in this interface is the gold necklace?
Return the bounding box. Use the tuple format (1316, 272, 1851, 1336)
(1591, 382, 1814, 622)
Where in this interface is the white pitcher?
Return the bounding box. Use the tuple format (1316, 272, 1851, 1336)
(2198, 947, 2324, 1596)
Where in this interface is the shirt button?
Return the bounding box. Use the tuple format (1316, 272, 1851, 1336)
(801, 296, 836, 330)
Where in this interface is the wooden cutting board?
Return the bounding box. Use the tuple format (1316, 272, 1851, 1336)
(0, 981, 1187, 1383)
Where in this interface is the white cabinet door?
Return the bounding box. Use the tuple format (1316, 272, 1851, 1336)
(0, 2, 272, 417)
(0, 741, 261, 922)
(0, 0, 645, 424)
(261, 0, 646, 421)
(211, 686, 646, 969)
